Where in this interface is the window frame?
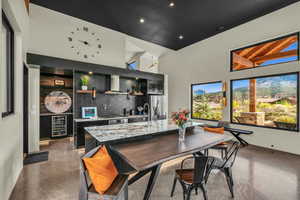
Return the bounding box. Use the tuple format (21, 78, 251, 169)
(230, 32, 300, 72)
(2, 11, 15, 118)
(230, 72, 299, 132)
(191, 80, 223, 122)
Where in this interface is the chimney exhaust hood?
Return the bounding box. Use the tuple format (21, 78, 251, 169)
(105, 75, 128, 95)
(110, 75, 120, 92)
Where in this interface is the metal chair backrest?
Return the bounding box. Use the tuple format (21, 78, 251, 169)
(193, 155, 215, 184)
(221, 141, 240, 168)
(217, 121, 230, 128)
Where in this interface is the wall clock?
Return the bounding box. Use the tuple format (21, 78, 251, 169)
(44, 91, 72, 114)
(67, 26, 102, 59)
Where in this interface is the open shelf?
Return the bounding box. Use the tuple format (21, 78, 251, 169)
(76, 90, 144, 96)
(130, 92, 144, 96)
(76, 90, 93, 94)
(104, 91, 144, 96)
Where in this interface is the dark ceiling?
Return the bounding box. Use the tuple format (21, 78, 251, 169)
(31, 0, 299, 50)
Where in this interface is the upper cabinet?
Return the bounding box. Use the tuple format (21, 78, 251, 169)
(148, 79, 164, 95)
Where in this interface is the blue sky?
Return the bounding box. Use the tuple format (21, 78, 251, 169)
(128, 61, 138, 70)
(193, 82, 222, 94)
(232, 74, 297, 89)
(232, 79, 249, 90)
(260, 42, 298, 66)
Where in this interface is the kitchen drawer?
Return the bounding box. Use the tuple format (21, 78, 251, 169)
(128, 117, 148, 123)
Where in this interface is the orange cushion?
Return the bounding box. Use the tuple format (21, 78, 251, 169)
(203, 127, 226, 145)
(203, 127, 224, 134)
(83, 146, 119, 194)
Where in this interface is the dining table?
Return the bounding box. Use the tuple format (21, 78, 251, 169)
(85, 120, 234, 200)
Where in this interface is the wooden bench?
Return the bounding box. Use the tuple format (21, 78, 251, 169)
(79, 146, 128, 200)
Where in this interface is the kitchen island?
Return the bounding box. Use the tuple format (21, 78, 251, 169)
(84, 120, 202, 151)
(74, 115, 149, 148)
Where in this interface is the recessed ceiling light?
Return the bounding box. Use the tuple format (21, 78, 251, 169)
(88, 71, 93, 75)
(179, 35, 184, 40)
(169, 2, 175, 7)
(139, 18, 145, 23)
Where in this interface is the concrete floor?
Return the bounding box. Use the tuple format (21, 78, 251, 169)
(9, 138, 300, 200)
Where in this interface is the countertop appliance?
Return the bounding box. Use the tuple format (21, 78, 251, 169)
(149, 95, 167, 120)
(82, 107, 97, 119)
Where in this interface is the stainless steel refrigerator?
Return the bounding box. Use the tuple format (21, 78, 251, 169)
(149, 95, 167, 120)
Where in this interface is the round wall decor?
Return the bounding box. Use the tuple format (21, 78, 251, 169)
(44, 91, 72, 114)
(67, 26, 102, 59)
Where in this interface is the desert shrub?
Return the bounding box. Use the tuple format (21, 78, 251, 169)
(275, 116, 296, 124)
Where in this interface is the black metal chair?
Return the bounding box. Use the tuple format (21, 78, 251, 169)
(205, 121, 231, 159)
(207, 141, 240, 198)
(170, 155, 215, 200)
(79, 146, 129, 200)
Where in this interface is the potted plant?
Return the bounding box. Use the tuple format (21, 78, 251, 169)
(274, 116, 297, 130)
(171, 109, 190, 142)
(80, 76, 89, 90)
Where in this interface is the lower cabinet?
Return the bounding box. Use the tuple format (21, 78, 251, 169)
(75, 117, 148, 150)
(40, 114, 73, 140)
(74, 120, 109, 148)
(40, 116, 52, 139)
(128, 117, 148, 123)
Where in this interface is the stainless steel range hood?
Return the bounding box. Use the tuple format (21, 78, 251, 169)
(105, 75, 128, 95)
(110, 75, 120, 91)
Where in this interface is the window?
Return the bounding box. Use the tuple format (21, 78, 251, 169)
(1, 11, 14, 117)
(231, 33, 299, 71)
(127, 61, 138, 70)
(231, 73, 299, 131)
(191, 81, 223, 121)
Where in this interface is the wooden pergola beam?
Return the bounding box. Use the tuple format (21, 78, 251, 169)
(249, 79, 256, 112)
(232, 53, 255, 69)
(238, 47, 255, 57)
(252, 50, 297, 63)
(261, 36, 297, 56)
(246, 42, 276, 60)
(234, 42, 276, 70)
(24, 0, 30, 13)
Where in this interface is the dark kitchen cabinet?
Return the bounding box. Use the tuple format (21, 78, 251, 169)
(40, 116, 52, 140)
(148, 79, 164, 95)
(128, 117, 148, 123)
(40, 114, 73, 140)
(74, 120, 109, 148)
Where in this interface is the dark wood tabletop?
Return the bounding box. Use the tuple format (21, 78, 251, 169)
(110, 127, 233, 171)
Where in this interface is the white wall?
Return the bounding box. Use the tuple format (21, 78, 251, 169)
(160, 2, 300, 155)
(29, 4, 172, 72)
(139, 52, 159, 73)
(29, 4, 126, 68)
(0, 0, 29, 199)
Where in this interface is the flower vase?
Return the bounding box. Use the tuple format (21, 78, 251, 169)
(178, 126, 186, 142)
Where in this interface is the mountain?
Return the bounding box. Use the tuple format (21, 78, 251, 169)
(233, 76, 297, 98)
(194, 89, 205, 95)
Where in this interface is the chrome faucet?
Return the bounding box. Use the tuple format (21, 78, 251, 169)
(143, 103, 150, 122)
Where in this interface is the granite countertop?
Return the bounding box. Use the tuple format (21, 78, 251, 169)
(84, 120, 204, 143)
(74, 115, 148, 123)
